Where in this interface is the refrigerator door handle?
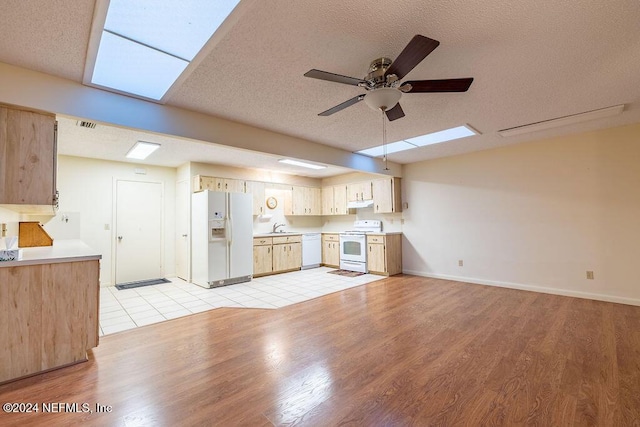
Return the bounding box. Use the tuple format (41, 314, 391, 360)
(227, 217, 233, 245)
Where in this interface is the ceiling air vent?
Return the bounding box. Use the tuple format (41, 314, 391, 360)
(76, 120, 97, 129)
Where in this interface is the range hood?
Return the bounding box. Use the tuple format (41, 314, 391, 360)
(347, 199, 374, 209)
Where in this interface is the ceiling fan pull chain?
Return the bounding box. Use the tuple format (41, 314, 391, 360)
(381, 108, 389, 171)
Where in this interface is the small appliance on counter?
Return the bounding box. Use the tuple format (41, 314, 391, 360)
(339, 220, 382, 273)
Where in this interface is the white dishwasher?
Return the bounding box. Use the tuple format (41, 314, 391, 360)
(301, 233, 322, 270)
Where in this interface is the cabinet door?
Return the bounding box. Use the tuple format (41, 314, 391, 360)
(361, 180, 373, 200)
(0, 107, 56, 205)
(347, 182, 362, 202)
(272, 244, 288, 272)
(372, 178, 393, 213)
(288, 242, 302, 269)
(253, 245, 273, 275)
(333, 185, 348, 215)
(308, 188, 322, 215)
(291, 186, 306, 215)
(328, 241, 340, 266)
(248, 181, 266, 215)
(322, 240, 333, 264)
(368, 243, 386, 273)
(322, 187, 334, 215)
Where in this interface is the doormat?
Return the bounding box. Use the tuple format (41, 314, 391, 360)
(328, 269, 365, 278)
(116, 278, 170, 290)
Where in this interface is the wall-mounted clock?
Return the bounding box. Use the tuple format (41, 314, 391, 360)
(266, 196, 277, 210)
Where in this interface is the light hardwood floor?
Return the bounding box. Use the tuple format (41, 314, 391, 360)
(1, 275, 639, 426)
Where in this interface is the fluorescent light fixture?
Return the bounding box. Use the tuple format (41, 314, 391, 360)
(356, 124, 479, 157)
(498, 105, 625, 137)
(278, 159, 327, 170)
(89, 0, 241, 100)
(126, 141, 161, 160)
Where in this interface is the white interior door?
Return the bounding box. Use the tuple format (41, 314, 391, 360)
(176, 180, 190, 281)
(116, 180, 163, 284)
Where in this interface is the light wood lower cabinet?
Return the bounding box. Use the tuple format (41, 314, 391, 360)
(322, 233, 340, 267)
(0, 259, 100, 384)
(253, 237, 273, 276)
(367, 234, 402, 276)
(253, 235, 301, 277)
(273, 242, 302, 272)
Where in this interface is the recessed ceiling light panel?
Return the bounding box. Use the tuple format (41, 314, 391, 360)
(357, 124, 479, 157)
(278, 159, 327, 170)
(126, 141, 161, 160)
(87, 0, 241, 101)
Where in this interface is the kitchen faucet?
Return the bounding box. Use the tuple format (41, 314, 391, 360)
(272, 223, 285, 233)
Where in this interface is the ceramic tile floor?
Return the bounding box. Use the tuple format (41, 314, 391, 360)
(99, 267, 384, 336)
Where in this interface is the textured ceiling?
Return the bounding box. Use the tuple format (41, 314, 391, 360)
(1, 0, 640, 170)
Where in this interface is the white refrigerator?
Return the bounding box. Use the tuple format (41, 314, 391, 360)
(191, 190, 253, 288)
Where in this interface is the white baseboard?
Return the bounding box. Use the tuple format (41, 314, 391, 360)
(402, 269, 640, 307)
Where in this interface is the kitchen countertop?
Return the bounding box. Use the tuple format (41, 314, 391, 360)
(320, 231, 403, 236)
(253, 232, 303, 238)
(0, 239, 102, 267)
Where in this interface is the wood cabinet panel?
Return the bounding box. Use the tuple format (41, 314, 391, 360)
(367, 242, 386, 273)
(321, 187, 334, 215)
(0, 260, 99, 384)
(322, 239, 340, 267)
(372, 177, 402, 213)
(291, 186, 321, 215)
(333, 185, 348, 215)
(0, 106, 56, 206)
(347, 181, 373, 202)
(366, 234, 402, 276)
(248, 181, 266, 215)
(253, 245, 273, 276)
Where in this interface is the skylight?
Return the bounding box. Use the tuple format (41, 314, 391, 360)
(88, 0, 241, 101)
(357, 125, 479, 158)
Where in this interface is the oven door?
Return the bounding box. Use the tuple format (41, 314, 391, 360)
(339, 234, 366, 263)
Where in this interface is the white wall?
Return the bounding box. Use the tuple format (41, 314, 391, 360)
(0, 207, 20, 244)
(402, 123, 640, 305)
(42, 155, 177, 286)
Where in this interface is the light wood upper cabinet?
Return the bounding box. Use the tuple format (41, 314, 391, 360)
(322, 185, 349, 216)
(372, 177, 402, 213)
(322, 187, 334, 215)
(291, 186, 322, 216)
(333, 185, 348, 215)
(193, 175, 246, 193)
(0, 105, 57, 208)
(347, 181, 373, 202)
(247, 181, 266, 215)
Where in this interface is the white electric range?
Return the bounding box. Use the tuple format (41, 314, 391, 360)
(339, 220, 382, 273)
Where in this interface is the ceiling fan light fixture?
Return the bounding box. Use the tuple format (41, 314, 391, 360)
(364, 88, 402, 112)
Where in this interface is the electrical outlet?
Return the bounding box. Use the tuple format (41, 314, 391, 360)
(586, 271, 594, 280)
(104, 224, 110, 231)
(401, 219, 405, 224)
(458, 260, 463, 267)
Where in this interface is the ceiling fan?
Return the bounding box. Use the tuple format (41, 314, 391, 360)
(304, 35, 474, 121)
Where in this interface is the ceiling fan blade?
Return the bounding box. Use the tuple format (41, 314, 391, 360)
(385, 35, 440, 80)
(385, 103, 405, 121)
(318, 95, 366, 116)
(304, 69, 365, 86)
(403, 78, 474, 93)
